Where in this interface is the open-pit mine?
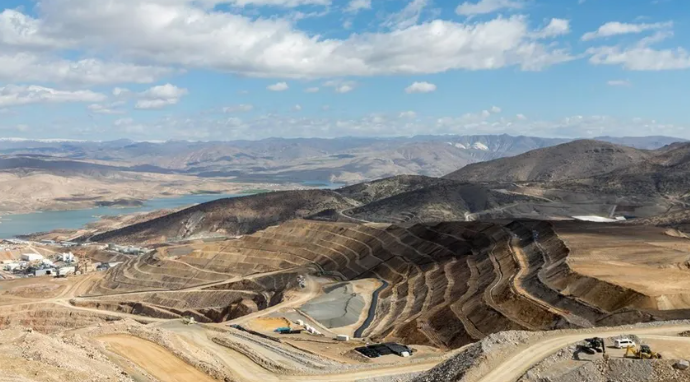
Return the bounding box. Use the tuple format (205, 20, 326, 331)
(4, 217, 690, 382)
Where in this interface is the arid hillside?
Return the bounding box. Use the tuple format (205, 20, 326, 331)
(445, 140, 652, 183)
(87, 190, 358, 244)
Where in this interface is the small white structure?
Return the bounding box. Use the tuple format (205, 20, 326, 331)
(3, 263, 20, 271)
(336, 334, 350, 342)
(21, 253, 43, 262)
(58, 252, 75, 262)
(57, 266, 76, 276)
(41, 259, 54, 266)
(296, 319, 304, 326)
(400, 351, 411, 357)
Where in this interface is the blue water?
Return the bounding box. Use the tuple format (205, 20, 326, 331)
(0, 180, 345, 239)
(0, 193, 245, 239)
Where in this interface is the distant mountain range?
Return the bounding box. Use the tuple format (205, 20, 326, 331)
(0, 135, 685, 184)
(78, 137, 690, 244)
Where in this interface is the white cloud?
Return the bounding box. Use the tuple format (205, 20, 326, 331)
(268, 82, 289, 91)
(305, 87, 320, 93)
(490, 106, 501, 113)
(0, 54, 174, 86)
(112, 87, 131, 97)
(582, 21, 673, 41)
(335, 84, 354, 93)
(516, 113, 527, 120)
(383, 0, 428, 30)
(292, 104, 302, 111)
(405, 81, 436, 94)
(0, 85, 105, 107)
(135, 84, 188, 109)
(223, 104, 254, 112)
(324, 80, 356, 93)
(88, 101, 126, 114)
(226, 0, 330, 7)
(345, 0, 371, 13)
(456, 0, 525, 16)
(533, 19, 570, 39)
(588, 34, 690, 71)
(399, 111, 417, 118)
(607, 80, 631, 87)
(1, 2, 574, 78)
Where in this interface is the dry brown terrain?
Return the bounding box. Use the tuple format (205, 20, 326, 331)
(0, 172, 294, 215)
(2, 219, 690, 381)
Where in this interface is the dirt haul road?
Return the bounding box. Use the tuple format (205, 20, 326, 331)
(475, 323, 690, 382)
(99, 334, 217, 382)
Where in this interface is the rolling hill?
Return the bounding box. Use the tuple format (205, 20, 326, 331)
(444, 140, 652, 183)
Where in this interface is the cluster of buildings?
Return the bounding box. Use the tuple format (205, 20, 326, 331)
(2, 252, 78, 277)
(105, 243, 149, 256)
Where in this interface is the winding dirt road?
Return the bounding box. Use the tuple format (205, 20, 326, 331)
(475, 323, 690, 382)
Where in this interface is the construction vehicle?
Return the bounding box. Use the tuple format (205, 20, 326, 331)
(584, 337, 606, 354)
(182, 316, 196, 325)
(624, 344, 662, 359)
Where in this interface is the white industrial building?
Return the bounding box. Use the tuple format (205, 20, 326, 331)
(56, 266, 76, 276)
(58, 252, 75, 262)
(3, 263, 20, 271)
(21, 253, 43, 262)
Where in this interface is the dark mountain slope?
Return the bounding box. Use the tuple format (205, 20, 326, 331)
(88, 190, 358, 244)
(444, 140, 651, 183)
(343, 182, 540, 224)
(557, 142, 690, 197)
(336, 175, 459, 204)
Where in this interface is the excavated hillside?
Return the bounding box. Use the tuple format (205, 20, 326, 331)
(87, 189, 358, 244)
(444, 140, 651, 183)
(79, 219, 690, 350)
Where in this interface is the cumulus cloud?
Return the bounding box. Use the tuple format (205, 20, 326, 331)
(0, 0, 574, 79)
(292, 104, 302, 111)
(456, 0, 525, 16)
(223, 104, 254, 112)
(582, 21, 673, 41)
(490, 106, 501, 113)
(267, 82, 289, 91)
(533, 19, 570, 39)
(405, 81, 436, 94)
(100, 111, 690, 142)
(305, 87, 320, 93)
(324, 80, 356, 93)
(345, 0, 371, 13)
(0, 85, 105, 107)
(88, 101, 126, 114)
(135, 84, 188, 109)
(588, 33, 690, 71)
(399, 111, 417, 118)
(0, 54, 174, 86)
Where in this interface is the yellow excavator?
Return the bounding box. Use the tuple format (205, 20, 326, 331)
(625, 344, 662, 359)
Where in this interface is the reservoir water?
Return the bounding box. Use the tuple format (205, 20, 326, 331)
(0, 193, 244, 239)
(0, 181, 345, 239)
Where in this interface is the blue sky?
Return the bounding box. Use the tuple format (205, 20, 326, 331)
(1, 0, 689, 141)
